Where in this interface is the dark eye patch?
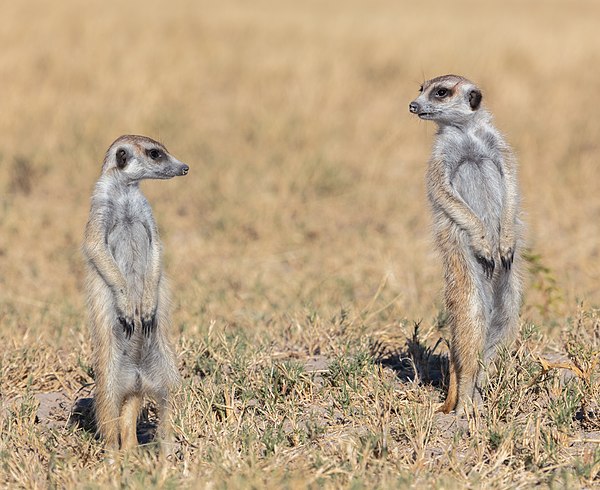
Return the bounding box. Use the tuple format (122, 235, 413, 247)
(147, 148, 163, 160)
(429, 86, 452, 101)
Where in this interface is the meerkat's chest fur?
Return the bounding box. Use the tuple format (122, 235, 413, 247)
(100, 182, 157, 292)
(111, 186, 153, 230)
(433, 123, 507, 237)
(435, 124, 503, 172)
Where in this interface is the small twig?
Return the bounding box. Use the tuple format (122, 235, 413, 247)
(527, 356, 588, 389)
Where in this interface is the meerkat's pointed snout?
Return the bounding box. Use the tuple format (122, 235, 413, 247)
(409, 102, 420, 114)
(180, 164, 189, 176)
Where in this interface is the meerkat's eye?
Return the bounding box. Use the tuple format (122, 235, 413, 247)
(148, 149, 162, 160)
(436, 88, 449, 98)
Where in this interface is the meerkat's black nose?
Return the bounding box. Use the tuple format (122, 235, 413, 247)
(181, 165, 189, 176)
(409, 102, 420, 114)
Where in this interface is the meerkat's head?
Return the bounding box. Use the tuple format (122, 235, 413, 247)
(409, 74, 483, 126)
(102, 135, 189, 182)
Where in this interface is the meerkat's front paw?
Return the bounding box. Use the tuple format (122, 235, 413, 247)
(141, 294, 158, 336)
(472, 236, 495, 279)
(117, 310, 135, 339)
(116, 294, 135, 339)
(476, 254, 495, 279)
(141, 310, 157, 336)
(499, 235, 516, 271)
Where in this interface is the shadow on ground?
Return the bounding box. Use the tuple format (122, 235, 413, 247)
(370, 322, 449, 388)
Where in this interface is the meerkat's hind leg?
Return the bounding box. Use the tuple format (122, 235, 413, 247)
(438, 350, 458, 414)
(119, 394, 142, 450)
(447, 258, 488, 416)
(152, 389, 175, 458)
(95, 387, 121, 451)
(453, 339, 485, 417)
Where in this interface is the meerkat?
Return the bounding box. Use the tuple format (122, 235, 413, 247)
(409, 75, 523, 414)
(83, 135, 189, 452)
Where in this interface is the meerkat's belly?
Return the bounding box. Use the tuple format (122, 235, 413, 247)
(108, 219, 151, 297)
(452, 158, 504, 243)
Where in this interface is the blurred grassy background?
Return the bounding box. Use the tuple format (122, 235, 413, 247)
(2, 0, 599, 343)
(1, 0, 600, 486)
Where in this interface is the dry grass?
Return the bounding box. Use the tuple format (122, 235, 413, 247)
(1, 0, 600, 488)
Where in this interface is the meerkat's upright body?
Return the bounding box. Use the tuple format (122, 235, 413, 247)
(409, 75, 523, 414)
(83, 135, 189, 451)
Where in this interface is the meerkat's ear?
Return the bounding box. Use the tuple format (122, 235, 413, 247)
(469, 89, 482, 111)
(116, 148, 128, 169)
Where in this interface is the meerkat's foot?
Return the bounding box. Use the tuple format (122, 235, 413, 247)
(438, 390, 459, 414)
(437, 400, 456, 414)
(159, 438, 177, 461)
(454, 396, 484, 418)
